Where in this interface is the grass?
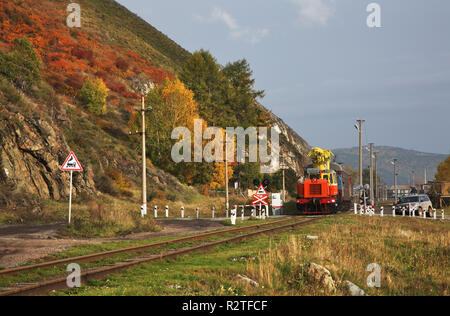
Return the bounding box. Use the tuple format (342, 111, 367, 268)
(0, 218, 284, 289)
(49, 214, 449, 296)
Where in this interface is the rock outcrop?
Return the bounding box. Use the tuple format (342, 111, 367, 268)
(0, 106, 96, 207)
(257, 103, 310, 176)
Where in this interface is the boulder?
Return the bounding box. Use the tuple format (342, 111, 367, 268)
(304, 263, 336, 293)
(344, 280, 366, 296)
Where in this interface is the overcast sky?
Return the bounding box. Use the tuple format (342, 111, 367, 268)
(117, 0, 450, 155)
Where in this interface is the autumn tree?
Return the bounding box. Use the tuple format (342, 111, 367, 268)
(435, 156, 450, 181)
(78, 78, 108, 115)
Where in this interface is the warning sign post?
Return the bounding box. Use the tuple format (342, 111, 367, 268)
(60, 152, 83, 224)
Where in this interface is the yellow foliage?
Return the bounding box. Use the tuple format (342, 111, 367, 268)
(210, 162, 234, 189)
(161, 77, 198, 130)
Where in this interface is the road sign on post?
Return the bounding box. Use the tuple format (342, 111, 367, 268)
(251, 185, 269, 206)
(60, 152, 83, 225)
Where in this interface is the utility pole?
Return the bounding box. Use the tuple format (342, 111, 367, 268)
(131, 76, 154, 217)
(140, 95, 147, 215)
(369, 143, 374, 205)
(356, 120, 365, 187)
(393, 159, 398, 204)
(374, 151, 378, 204)
(225, 138, 229, 215)
(281, 154, 287, 203)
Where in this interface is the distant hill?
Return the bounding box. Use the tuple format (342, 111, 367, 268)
(333, 147, 448, 186)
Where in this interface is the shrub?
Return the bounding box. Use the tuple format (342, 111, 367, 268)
(78, 78, 109, 115)
(0, 38, 41, 91)
(94, 173, 119, 197)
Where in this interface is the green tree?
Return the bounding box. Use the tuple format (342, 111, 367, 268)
(78, 78, 108, 115)
(180, 51, 267, 129)
(222, 59, 265, 127)
(435, 156, 450, 181)
(180, 50, 226, 125)
(0, 37, 41, 91)
(233, 163, 262, 190)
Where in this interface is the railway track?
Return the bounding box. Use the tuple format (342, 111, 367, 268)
(0, 216, 324, 296)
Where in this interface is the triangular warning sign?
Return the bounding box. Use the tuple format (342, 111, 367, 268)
(61, 152, 83, 171)
(256, 185, 268, 196)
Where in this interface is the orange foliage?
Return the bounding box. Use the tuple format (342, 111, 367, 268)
(0, 0, 172, 106)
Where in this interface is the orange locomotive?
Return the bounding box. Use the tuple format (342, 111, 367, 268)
(297, 148, 352, 214)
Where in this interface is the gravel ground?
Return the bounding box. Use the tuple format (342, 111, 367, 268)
(0, 220, 225, 268)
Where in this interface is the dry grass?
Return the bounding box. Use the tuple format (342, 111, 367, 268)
(245, 215, 449, 296)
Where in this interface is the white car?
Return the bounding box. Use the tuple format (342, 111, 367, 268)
(395, 194, 434, 217)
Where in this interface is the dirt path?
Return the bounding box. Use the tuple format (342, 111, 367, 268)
(0, 220, 225, 268)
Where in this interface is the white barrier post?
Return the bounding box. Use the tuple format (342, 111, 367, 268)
(403, 206, 406, 217)
(433, 209, 437, 220)
(241, 206, 245, 221)
(412, 207, 415, 217)
(212, 207, 215, 219)
(226, 207, 229, 219)
(392, 206, 396, 217)
(196, 207, 199, 219)
(380, 206, 384, 217)
(423, 209, 427, 219)
(230, 208, 237, 225)
(360, 204, 363, 215)
(442, 209, 445, 220)
(266, 205, 270, 218)
(154, 205, 158, 218)
(251, 207, 256, 217)
(181, 206, 185, 219)
(165, 205, 169, 218)
(354, 203, 358, 215)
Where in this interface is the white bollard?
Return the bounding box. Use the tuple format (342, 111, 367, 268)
(251, 208, 256, 217)
(230, 208, 237, 225)
(265, 205, 270, 218)
(241, 206, 245, 221)
(226, 208, 229, 218)
(154, 205, 158, 218)
(354, 203, 358, 215)
(360, 204, 364, 215)
(392, 206, 396, 217)
(403, 207, 406, 217)
(181, 206, 185, 219)
(412, 208, 416, 217)
(380, 206, 384, 217)
(165, 205, 169, 218)
(196, 207, 199, 219)
(423, 209, 427, 219)
(442, 209, 445, 220)
(212, 207, 215, 219)
(433, 209, 437, 220)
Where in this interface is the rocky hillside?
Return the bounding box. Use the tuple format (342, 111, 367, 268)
(0, 0, 310, 213)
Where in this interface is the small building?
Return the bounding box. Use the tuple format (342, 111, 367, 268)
(387, 185, 414, 199)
